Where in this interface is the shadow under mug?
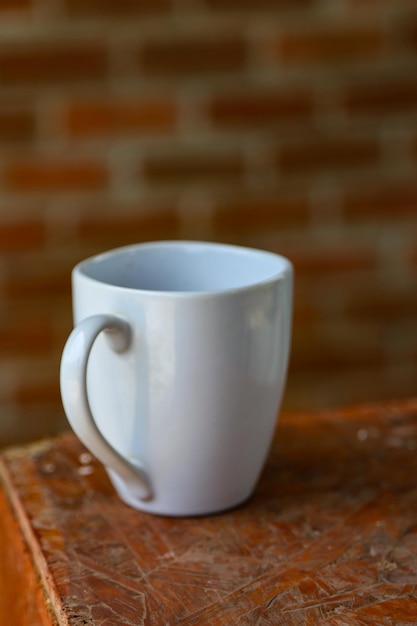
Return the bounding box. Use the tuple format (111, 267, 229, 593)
(60, 241, 293, 516)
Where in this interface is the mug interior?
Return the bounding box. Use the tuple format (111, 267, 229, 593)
(78, 242, 290, 293)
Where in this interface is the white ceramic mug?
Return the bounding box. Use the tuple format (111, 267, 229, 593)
(60, 241, 293, 516)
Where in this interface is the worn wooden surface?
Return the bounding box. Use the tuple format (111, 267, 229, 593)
(1, 399, 417, 625)
(0, 479, 56, 625)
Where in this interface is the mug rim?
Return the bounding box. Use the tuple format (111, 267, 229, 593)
(73, 240, 293, 298)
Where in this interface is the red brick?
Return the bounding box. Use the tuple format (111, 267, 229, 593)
(143, 152, 244, 184)
(139, 37, 247, 76)
(14, 382, 61, 407)
(66, 100, 177, 136)
(213, 195, 310, 235)
(209, 91, 314, 127)
(409, 245, 417, 268)
(345, 0, 382, 5)
(290, 330, 384, 373)
(0, 42, 108, 85)
(78, 210, 181, 246)
(343, 183, 417, 219)
(344, 81, 417, 115)
(292, 303, 318, 327)
(0, 109, 35, 142)
(288, 247, 378, 276)
(205, 0, 312, 9)
(277, 137, 380, 174)
(3, 272, 70, 299)
(0, 219, 45, 252)
(346, 291, 417, 322)
(0, 322, 53, 356)
(64, 0, 171, 15)
(0, 0, 31, 10)
(278, 26, 382, 63)
(4, 159, 108, 191)
(407, 20, 417, 52)
(286, 365, 417, 411)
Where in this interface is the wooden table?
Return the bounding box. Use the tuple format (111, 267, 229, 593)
(1, 399, 417, 625)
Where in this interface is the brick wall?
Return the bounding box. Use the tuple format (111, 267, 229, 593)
(1, 0, 417, 445)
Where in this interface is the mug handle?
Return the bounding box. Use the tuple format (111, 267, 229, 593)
(60, 314, 152, 501)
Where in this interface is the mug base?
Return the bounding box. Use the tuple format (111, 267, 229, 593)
(107, 468, 255, 517)
(118, 491, 254, 518)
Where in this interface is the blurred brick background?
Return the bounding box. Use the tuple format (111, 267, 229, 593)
(1, 0, 417, 446)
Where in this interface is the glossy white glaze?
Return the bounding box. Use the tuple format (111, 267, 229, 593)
(60, 241, 293, 516)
